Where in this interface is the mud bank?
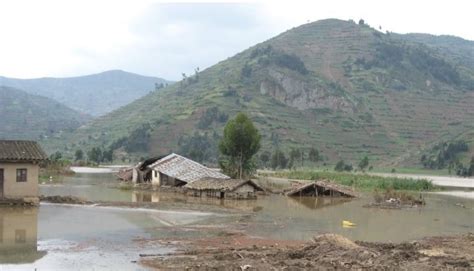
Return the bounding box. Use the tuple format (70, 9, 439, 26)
(141, 233, 474, 270)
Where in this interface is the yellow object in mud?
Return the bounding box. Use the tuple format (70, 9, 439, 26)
(342, 220, 356, 227)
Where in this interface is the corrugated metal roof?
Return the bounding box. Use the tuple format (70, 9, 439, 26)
(148, 153, 230, 183)
(185, 177, 264, 192)
(0, 140, 48, 161)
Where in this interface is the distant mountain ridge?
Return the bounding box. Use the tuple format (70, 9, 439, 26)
(0, 70, 172, 116)
(44, 19, 474, 166)
(0, 86, 90, 140)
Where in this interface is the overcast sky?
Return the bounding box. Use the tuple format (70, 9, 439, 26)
(0, 0, 472, 80)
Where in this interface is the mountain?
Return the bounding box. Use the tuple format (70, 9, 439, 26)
(0, 86, 90, 140)
(46, 19, 474, 166)
(0, 70, 172, 116)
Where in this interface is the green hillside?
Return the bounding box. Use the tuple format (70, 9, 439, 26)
(0, 86, 90, 140)
(0, 70, 172, 116)
(44, 19, 474, 167)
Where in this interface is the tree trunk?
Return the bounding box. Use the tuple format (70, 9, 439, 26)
(239, 149, 243, 179)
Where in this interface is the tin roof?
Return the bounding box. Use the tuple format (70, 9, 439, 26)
(148, 153, 230, 183)
(0, 140, 48, 161)
(185, 177, 264, 192)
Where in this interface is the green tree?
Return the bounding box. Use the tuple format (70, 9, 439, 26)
(469, 156, 474, 176)
(334, 160, 345, 172)
(259, 151, 270, 168)
(102, 149, 113, 163)
(87, 147, 102, 163)
(219, 113, 261, 179)
(358, 156, 369, 171)
(271, 149, 288, 169)
(49, 151, 62, 162)
(308, 147, 320, 162)
(74, 149, 84, 161)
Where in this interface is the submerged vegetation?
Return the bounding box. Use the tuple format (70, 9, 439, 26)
(264, 170, 434, 191)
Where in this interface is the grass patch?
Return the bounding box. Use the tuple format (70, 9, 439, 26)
(263, 170, 434, 191)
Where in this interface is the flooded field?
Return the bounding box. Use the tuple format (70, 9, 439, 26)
(1, 172, 473, 269)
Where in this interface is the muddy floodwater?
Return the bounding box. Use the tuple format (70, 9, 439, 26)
(1, 172, 473, 269)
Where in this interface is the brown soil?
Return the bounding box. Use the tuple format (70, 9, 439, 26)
(141, 233, 474, 270)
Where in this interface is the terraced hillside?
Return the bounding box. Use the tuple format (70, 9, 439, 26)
(0, 86, 90, 140)
(0, 70, 171, 116)
(45, 19, 474, 166)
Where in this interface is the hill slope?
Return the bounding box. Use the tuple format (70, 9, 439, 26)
(0, 70, 171, 116)
(46, 19, 474, 166)
(0, 86, 90, 140)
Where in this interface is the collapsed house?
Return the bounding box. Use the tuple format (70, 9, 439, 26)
(185, 178, 264, 199)
(286, 180, 357, 198)
(117, 153, 230, 186)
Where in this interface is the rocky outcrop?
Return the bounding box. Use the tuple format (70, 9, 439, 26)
(260, 69, 354, 112)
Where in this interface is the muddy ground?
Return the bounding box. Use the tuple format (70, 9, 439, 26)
(141, 233, 474, 270)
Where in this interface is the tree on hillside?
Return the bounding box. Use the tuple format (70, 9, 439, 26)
(74, 149, 84, 161)
(88, 147, 102, 164)
(219, 113, 261, 179)
(358, 156, 369, 171)
(289, 148, 301, 169)
(259, 151, 270, 168)
(358, 19, 365, 25)
(469, 156, 474, 176)
(335, 160, 353, 172)
(308, 147, 320, 162)
(271, 149, 288, 169)
(49, 151, 62, 162)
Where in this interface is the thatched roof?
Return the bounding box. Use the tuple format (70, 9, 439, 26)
(185, 178, 264, 192)
(0, 140, 47, 162)
(148, 153, 229, 183)
(286, 180, 357, 197)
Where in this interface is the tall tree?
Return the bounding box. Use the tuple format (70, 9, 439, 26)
(219, 113, 261, 179)
(308, 147, 320, 162)
(271, 149, 288, 169)
(358, 156, 369, 171)
(74, 149, 84, 161)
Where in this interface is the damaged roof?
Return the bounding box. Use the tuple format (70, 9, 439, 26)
(0, 140, 48, 162)
(185, 177, 264, 192)
(148, 153, 230, 183)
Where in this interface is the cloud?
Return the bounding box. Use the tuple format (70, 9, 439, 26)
(0, 1, 472, 80)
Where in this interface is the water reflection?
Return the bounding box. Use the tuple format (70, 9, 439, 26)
(0, 207, 46, 264)
(288, 197, 352, 210)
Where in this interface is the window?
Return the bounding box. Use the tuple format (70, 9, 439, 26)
(0, 169, 3, 182)
(16, 169, 27, 182)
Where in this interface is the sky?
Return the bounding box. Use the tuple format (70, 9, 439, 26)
(0, 0, 472, 80)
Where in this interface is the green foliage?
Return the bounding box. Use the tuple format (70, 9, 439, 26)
(219, 113, 261, 178)
(267, 170, 434, 191)
(453, 156, 474, 177)
(49, 151, 63, 162)
(178, 131, 218, 163)
(358, 156, 369, 171)
(271, 149, 288, 169)
(197, 107, 228, 129)
(250, 45, 308, 75)
(259, 151, 271, 168)
(308, 147, 320, 162)
(74, 149, 84, 161)
(334, 160, 353, 172)
(111, 124, 151, 153)
(87, 147, 103, 163)
(421, 140, 469, 169)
